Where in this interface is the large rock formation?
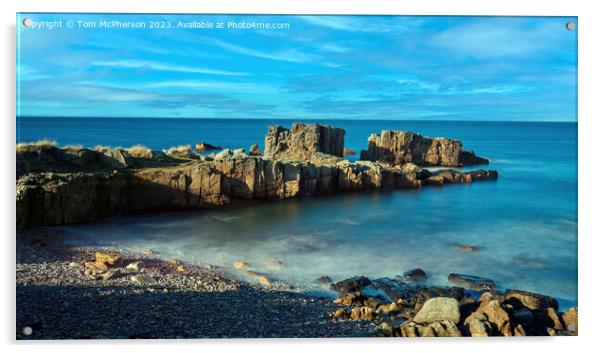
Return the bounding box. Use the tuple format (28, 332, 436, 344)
(359, 130, 489, 167)
(16, 123, 498, 228)
(264, 122, 345, 160)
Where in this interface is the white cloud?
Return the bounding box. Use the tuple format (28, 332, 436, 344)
(208, 38, 317, 63)
(91, 60, 249, 76)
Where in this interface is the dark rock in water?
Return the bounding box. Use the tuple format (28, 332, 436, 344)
(425, 169, 498, 186)
(195, 142, 221, 151)
(264, 122, 345, 160)
(455, 244, 479, 252)
(313, 275, 332, 285)
(402, 268, 427, 281)
(503, 289, 559, 311)
(330, 276, 372, 295)
(359, 130, 489, 167)
(448, 273, 497, 291)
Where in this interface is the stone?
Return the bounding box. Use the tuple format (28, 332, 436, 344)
(503, 289, 559, 311)
(350, 306, 375, 321)
(375, 322, 394, 337)
(95, 252, 122, 266)
(456, 244, 479, 252)
(68, 262, 81, 268)
(313, 275, 332, 285)
(464, 312, 492, 336)
(413, 297, 461, 324)
(333, 292, 366, 306)
(331, 308, 348, 319)
(249, 144, 262, 156)
(562, 307, 578, 335)
(359, 130, 488, 167)
(402, 268, 427, 281)
(143, 248, 153, 255)
(195, 142, 221, 151)
(264, 123, 345, 160)
(101, 268, 119, 281)
(125, 261, 143, 272)
(233, 261, 251, 270)
(544, 307, 564, 331)
(448, 273, 497, 291)
(84, 261, 108, 274)
(330, 276, 372, 295)
(177, 265, 186, 273)
(131, 274, 154, 285)
(475, 299, 512, 336)
(399, 320, 461, 337)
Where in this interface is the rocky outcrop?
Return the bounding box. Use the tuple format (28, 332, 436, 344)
(328, 273, 578, 337)
(16, 123, 499, 228)
(264, 123, 345, 160)
(359, 130, 489, 167)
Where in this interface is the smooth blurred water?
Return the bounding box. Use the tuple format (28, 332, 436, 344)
(18, 117, 577, 304)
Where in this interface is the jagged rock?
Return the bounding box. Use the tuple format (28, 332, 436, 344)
(413, 297, 461, 324)
(195, 142, 221, 151)
(264, 123, 345, 160)
(350, 306, 375, 321)
(448, 273, 497, 291)
(249, 144, 262, 156)
(95, 252, 122, 266)
(16, 127, 498, 228)
(562, 307, 578, 335)
(475, 295, 512, 336)
(333, 292, 367, 305)
(330, 276, 372, 295)
(360, 130, 488, 167)
(399, 320, 461, 337)
(464, 311, 492, 336)
(125, 261, 143, 272)
(504, 289, 559, 311)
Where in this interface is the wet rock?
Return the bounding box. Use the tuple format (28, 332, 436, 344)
(455, 244, 479, 252)
(313, 276, 332, 285)
(233, 261, 251, 270)
(413, 297, 461, 324)
(402, 268, 427, 281)
(330, 276, 372, 295)
(333, 292, 367, 306)
(448, 273, 497, 291)
(503, 289, 559, 311)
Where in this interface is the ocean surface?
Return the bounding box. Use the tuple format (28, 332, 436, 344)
(17, 117, 578, 305)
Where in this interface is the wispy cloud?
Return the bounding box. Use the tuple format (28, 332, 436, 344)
(145, 80, 279, 93)
(91, 60, 249, 76)
(208, 38, 317, 63)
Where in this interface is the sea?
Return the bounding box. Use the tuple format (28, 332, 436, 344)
(17, 117, 578, 307)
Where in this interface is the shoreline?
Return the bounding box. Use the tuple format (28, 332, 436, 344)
(17, 227, 577, 339)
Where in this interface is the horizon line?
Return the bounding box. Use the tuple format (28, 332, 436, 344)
(16, 116, 577, 123)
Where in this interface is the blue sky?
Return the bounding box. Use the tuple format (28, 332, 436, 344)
(17, 14, 577, 121)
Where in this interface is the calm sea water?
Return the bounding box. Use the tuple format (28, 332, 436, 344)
(17, 117, 578, 305)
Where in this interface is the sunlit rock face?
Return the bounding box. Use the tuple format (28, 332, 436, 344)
(264, 122, 345, 161)
(360, 130, 488, 167)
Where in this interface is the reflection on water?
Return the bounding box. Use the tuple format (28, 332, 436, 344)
(64, 176, 577, 304)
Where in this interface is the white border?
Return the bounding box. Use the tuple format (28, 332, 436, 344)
(2, 1, 601, 353)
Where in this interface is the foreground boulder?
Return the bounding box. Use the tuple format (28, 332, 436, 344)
(413, 297, 461, 324)
(360, 130, 488, 167)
